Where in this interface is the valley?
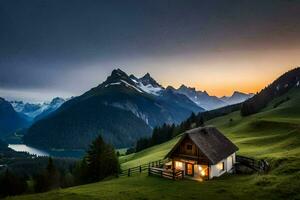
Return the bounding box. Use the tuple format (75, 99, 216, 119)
(7, 72, 300, 200)
(1, 1, 299, 199)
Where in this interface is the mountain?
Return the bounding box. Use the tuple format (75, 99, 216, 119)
(0, 97, 29, 138)
(24, 69, 204, 149)
(34, 97, 65, 121)
(11, 97, 65, 121)
(241, 67, 300, 116)
(170, 85, 253, 110)
(170, 85, 227, 110)
(221, 91, 254, 105)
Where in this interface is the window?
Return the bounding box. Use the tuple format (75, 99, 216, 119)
(186, 144, 193, 150)
(217, 162, 225, 172)
(175, 161, 183, 170)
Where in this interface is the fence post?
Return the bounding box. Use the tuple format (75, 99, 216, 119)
(128, 168, 131, 177)
(173, 170, 175, 180)
(139, 165, 142, 173)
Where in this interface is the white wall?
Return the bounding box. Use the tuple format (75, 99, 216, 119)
(226, 153, 236, 172)
(209, 153, 236, 179)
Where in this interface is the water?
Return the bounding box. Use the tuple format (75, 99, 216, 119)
(8, 144, 85, 158)
(8, 144, 49, 157)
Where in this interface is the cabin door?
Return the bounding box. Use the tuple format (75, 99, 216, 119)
(186, 163, 194, 176)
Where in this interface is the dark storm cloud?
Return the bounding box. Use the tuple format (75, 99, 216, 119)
(0, 0, 300, 96)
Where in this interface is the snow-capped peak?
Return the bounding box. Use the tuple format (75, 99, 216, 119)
(10, 97, 66, 119)
(139, 73, 163, 88)
(136, 81, 163, 96)
(132, 73, 163, 96)
(103, 69, 164, 96)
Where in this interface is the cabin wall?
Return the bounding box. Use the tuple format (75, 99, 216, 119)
(226, 152, 236, 172)
(209, 153, 236, 179)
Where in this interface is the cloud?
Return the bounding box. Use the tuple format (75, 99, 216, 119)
(0, 0, 300, 101)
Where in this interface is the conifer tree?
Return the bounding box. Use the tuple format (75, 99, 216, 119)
(85, 135, 120, 182)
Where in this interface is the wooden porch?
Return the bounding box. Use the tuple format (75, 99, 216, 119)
(148, 167, 184, 180)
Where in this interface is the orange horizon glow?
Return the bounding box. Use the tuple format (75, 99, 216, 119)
(134, 48, 300, 97)
(159, 67, 296, 97)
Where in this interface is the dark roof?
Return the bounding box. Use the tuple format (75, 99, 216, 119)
(165, 126, 239, 164)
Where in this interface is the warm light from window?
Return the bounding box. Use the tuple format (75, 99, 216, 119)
(201, 170, 206, 176)
(198, 166, 202, 171)
(217, 162, 224, 171)
(175, 161, 183, 169)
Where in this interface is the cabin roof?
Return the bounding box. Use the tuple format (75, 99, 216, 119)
(165, 126, 239, 164)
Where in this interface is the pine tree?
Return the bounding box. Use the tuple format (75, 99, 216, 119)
(46, 157, 60, 190)
(33, 157, 60, 193)
(85, 135, 120, 182)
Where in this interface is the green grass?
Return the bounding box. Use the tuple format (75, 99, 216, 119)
(7, 173, 300, 200)
(8, 88, 300, 200)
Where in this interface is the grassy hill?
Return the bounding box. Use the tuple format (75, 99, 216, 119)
(121, 88, 300, 168)
(8, 88, 300, 200)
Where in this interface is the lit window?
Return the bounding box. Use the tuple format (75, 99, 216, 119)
(201, 170, 206, 176)
(198, 165, 208, 177)
(175, 161, 183, 169)
(217, 162, 225, 171)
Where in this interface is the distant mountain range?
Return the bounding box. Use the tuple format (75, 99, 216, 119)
(221, 91, 254, 105)
(169, 85, 253, 110)
(10, 97, 66, 121)
(23, 69, 204, 149)
(1, 69, 253, 149)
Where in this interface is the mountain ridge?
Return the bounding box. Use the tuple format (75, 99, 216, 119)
(24, 69, 204, 149)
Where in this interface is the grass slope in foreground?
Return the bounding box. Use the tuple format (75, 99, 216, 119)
(9, 88, 300, 200)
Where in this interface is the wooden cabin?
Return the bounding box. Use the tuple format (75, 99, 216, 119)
(164, 126, 239, 180)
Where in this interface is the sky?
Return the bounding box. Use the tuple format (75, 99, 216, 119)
(0, 0, 300, 102)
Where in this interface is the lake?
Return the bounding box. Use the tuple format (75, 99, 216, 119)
(8, 144, 85, 158)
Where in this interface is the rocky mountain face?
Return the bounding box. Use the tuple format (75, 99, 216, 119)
(24, 69, 204, 149)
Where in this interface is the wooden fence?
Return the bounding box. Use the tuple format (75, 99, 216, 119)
(148, 167, 184, 180)
(119, 155, 269, 178)
(119, 159, 169, 177)
(236, 155, 270, 172)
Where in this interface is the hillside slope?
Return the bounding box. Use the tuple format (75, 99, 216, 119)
(120, 87, 300, 167)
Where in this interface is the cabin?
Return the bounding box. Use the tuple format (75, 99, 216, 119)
(163, 126, 239, 181)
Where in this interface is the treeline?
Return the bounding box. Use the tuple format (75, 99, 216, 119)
(130, 103, 242, 153)
(241, 67, 300, 116)
(0, 135, 119, 198)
